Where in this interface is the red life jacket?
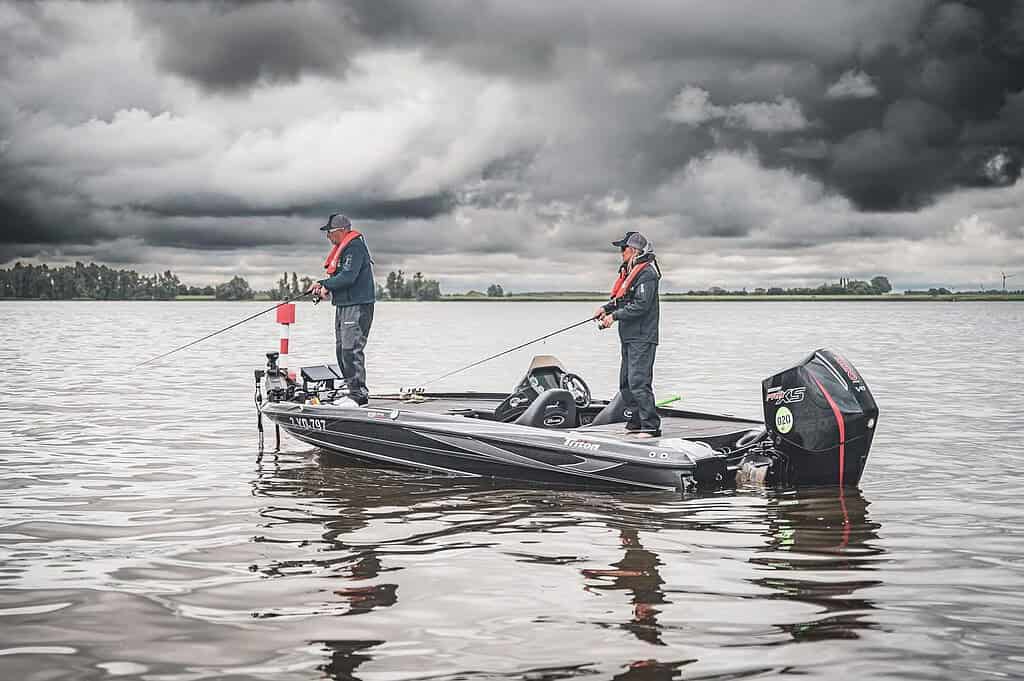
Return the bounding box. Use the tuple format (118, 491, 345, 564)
(610, 261, 650, 300)
(323, 230, 363, 275)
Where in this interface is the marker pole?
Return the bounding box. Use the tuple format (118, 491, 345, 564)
(276, 302, 296, 381)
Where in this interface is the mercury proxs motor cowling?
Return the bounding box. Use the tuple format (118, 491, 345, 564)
(762, 349, 878, 487)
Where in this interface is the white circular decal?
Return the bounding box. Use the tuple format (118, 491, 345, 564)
(775, 406, 794, 434)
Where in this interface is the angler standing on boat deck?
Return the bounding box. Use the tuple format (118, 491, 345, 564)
(311, 213, 375, 405)
(594, 231, 662, 438)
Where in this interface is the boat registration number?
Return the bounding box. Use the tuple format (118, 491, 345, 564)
(288, 417, 327, 431)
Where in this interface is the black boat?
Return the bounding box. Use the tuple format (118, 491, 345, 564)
(255, 349, 878, 492)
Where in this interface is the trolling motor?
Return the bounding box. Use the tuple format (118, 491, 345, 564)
(259, 351, 294, 403)
(255, 351, 297, 454)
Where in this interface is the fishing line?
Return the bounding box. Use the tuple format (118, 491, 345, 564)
(137, 291, 312, 367)
(420, 316, 596, 387)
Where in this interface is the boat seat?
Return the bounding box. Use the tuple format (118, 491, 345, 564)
(514, 389, 577, 429)
(585, 391, 632, 427)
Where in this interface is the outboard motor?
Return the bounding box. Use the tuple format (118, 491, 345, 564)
(762, 349, 878, 487)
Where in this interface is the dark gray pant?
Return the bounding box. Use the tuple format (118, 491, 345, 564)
(335, 304, 373, 403)
(619, 341, 660, 432)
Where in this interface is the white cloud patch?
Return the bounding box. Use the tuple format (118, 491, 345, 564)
(639, 151, 1024, 291)
(666, 86, 808, 132)
(726, 97, 808, 132)
(6, 49, 541, 215)
(665, 86, 717, 125)
(825, 69, 879, 99)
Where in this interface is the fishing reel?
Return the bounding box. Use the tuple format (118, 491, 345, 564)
(305, 283, 327, 305)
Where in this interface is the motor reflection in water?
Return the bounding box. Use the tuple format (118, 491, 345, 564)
(752, 490, 885, 642)
(251, 449, 885, 680)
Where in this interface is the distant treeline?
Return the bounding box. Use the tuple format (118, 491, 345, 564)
(0, 262, 447, 302)
(683, 276, 893, 296)
(0, 261, 256, 300)
(381, 270, 441, 300)
(10, 264, 1012, 302)
(483, 277, 895, 297)
(904, 287, 1021, 295)
(269, 272, 316, 300)
(269, 270, 442, 300)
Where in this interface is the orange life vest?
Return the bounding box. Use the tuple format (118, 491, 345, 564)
(323, 230, 363, 275)
(610, 261, 650, 300)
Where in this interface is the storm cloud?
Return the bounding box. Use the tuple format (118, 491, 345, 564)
(1, 1, 1022, 291)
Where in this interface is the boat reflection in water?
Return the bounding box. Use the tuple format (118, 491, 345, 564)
(251, 451, 885, 680)
(576, 490, 883, 678)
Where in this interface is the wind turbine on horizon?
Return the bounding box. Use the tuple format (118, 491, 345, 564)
(1001, 271, 1016, 292)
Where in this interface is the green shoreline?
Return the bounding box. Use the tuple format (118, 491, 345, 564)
(2, 293, 1021, 302)
(447, 293, 1024, 302)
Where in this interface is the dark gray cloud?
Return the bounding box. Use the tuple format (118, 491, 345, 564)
(333, 0, 1024, 210)
(135, 2, 358, 92)
(786, 0, 1024, 209)
(134, 192, 455, 221)
(0, 162, 111, 262)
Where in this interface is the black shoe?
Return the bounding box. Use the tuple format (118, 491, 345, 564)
(625, 422, 642, 432)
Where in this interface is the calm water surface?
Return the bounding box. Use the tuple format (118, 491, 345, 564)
(1, 300, 1023, 680)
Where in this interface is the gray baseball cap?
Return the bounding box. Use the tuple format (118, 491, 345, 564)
(320, 213, 352, 231)
(611, 231, 649, 251)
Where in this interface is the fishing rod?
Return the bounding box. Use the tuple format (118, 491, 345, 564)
(137, 290, 313, 368)
(422, 316, 597, 387)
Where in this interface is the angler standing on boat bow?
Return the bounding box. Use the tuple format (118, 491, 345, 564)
(594, 231, 662, 438)
(311, 213, 375, 405)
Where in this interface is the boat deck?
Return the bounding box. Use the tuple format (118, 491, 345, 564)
(362, 393, 762, 445)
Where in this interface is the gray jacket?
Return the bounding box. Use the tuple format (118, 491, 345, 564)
(602, 264, 660, 344)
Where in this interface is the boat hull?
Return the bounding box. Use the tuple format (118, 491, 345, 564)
(262, 401, 729, 491)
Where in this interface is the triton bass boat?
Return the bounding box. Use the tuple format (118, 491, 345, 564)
(254, 349, 878, 492)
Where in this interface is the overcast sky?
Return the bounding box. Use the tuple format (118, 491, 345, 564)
(2, 1, 1023, 292)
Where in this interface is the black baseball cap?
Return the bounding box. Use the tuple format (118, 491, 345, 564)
(611, 231, 648, 251)
(320, 213, 352, 231)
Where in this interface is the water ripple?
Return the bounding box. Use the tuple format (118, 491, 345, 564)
(1, 301, 1023, 679)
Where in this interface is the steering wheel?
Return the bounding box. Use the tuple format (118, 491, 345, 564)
(560, 373, 591, 409)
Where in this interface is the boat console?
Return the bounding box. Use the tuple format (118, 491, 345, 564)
(493, 355, 591, 424)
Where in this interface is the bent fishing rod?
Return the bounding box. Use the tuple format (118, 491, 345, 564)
(421, 316, 598, 387)
(136, 290, 313, 368)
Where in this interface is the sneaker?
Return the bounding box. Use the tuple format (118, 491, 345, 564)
(624, 422, 642, 432)
(627, 430, 662, 439)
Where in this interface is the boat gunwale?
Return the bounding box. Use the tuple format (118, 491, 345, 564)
(262, 401, 734, 470)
